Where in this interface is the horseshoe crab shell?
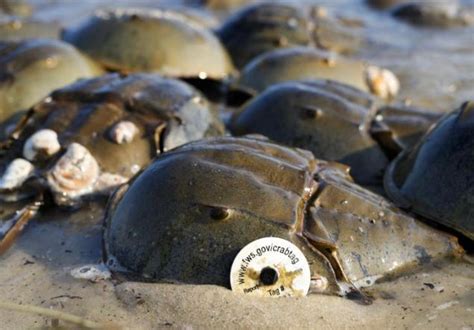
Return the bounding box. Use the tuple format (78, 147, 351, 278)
(217, 2, 363, 69)
(385, 101, 474, 240)
(235, 47, 399, 100)
(0, 73, 224, 204)
(104, 136, 461, 299)
(230, 81, 389, 186)
(0, 38, 103, 122)
(62, 8, 235, 79)
(216, 3, 312, 69)
(392, 2, 474, 27)
(370, 104, 442, 156)
(0, 17, 60, 41)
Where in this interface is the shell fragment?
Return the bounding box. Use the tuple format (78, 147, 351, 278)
(70, 264, 111, 282)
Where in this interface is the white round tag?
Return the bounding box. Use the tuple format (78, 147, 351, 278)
(230, 237, 311, 297)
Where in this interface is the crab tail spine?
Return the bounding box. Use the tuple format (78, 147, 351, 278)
(0, 197, 42, 255)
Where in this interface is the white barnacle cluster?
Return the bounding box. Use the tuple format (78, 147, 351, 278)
(1, 128, 127, 203)
(47, 143, 127, 204)
(0, 128, 61, 192)
(47, 142, 100, 201)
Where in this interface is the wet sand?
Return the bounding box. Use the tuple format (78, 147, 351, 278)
(0, 207, 472, 329)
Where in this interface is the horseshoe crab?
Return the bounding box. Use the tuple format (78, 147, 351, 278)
(230, 81, 389, 186)
(0, 73, 224, 253)
(392, 1, 474, 27)
(104, 136, 462, 300)
(235, 47, 399, 100)
(0, 38, 103, 124)
(216, 3, 362, 69)
(385, 101, 474, 241)
(367, 0, 408, 10)
(62, 8, 235, 80)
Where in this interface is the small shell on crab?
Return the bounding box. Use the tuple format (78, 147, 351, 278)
(22, 129, 61, 161)
(46, 143, 99, 203)
(109, 121, 139, 145)
(94, 172, 128, 194)
(364, 65, 400, 100)
(0, 158, 34, 191)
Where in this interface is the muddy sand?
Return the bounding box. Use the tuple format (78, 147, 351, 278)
(0, 206, 472, 329)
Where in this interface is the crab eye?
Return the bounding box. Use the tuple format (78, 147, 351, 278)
(299, 106, 322, 120)
(209, 207, 230, 221)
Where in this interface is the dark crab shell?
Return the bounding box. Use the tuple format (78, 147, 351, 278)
(392, 2, 474, 27)
(235, 46, 399, 100)
(62, 8, 235, 79)
(104, 136, 461, 298)
(0, 38, 103, 122)
(0, 73, 224, 203)
(385, 101, 474, 240)
(216, 3, 313, 69)
(370, 104, 442, 157)
(185, 0, 253, 11)
(216, 2, 363, 69)
(230, 81, 389, 186)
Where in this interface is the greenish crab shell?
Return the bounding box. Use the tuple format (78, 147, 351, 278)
(385, 101, 474, 241)
(0, 38, 104, 122)
(216, 2, 363, 69)
(230, 81, 389, 186)
(0, 73, 224, 204)
(235, 46, 399, 100)
(104, 136, 461, 298)
(0, 17, 61, 41)
(216, 3, 313, 69)
(62, 8, 235, 79)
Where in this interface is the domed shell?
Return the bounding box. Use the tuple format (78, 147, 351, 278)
(0, 17, 60, 41)
(62, 8, 235, 79)
(0, 38, 103, 122)
(230, 81, 388, 185)
(384, 101, 474, 240)
(236, 46, 399, 100)
(392, 2, 474, 27)
(104, 136, 318, 285)
(217, 3, 312, 68)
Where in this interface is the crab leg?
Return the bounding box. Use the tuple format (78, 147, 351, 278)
(0, 197, 42, 255)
